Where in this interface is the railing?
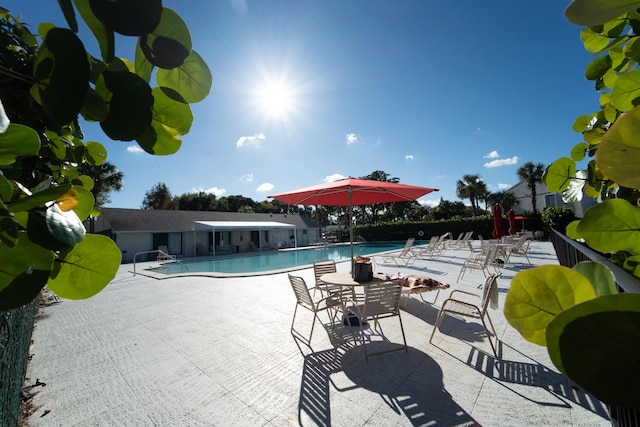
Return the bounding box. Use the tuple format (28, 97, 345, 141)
(133, 250, 185, 276)
(1, 299, 38, 426)
(550, 229, 640, 294)
(550, 229, 640, 426)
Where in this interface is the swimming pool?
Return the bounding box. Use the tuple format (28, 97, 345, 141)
(147, 241, 420, 277)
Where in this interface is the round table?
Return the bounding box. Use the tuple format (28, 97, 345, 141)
(320, 272, 385, 287)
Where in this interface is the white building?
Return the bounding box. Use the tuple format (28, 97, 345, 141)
(508, 181, 596, 217)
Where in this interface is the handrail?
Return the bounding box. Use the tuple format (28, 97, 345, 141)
(550, 229, 640, 294)
(133, 250, 169, 276)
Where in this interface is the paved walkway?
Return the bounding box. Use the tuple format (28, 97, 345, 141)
(24, 241, 611, 426)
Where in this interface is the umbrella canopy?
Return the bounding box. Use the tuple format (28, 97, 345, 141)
(514, 215, 533, 231)
(269, 177, 438, 264)
(492, 203, 504, 240)
(508, 209, 517, 235)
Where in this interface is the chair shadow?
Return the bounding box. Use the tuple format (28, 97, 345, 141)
(297, 345, 479, 427)
(434, 341, 610, 420)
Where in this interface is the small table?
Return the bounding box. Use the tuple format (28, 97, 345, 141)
(320, 272, 385, 288)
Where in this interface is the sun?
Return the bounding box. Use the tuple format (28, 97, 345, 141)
(254, 79, 297, 121)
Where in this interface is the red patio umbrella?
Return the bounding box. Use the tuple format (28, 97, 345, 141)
(492, 203, 504, 240)
(269, 177, 438, 264)
(514, 215, 533, 231)
(508, 209, 517, 235)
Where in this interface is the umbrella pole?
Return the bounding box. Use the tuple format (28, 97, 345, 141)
(349, 187, 354, 272)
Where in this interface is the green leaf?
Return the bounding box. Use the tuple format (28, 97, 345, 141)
(47, 234, 121, 299)
(139, 8, 191, 69)
(0, 124, 41, 165)
(58, 0, 78, 32)
(611, 70, 640, 112)
(45, 203, 86, 247)
(565, 220, 582, 240)
(71, 185, 95, 221)
(571, 114, 593, 133)
(81, 88, 108, 121)
(543, 157, 576, 192)
(135, 41, 154, 82)
(89, 0, 162, 37)
(0, 204, 18, 247)
(72, 0, 113, 62)
(0, 231, 53, 310)
(624, 36, 640, 62)
(572, 261, 618, 296)
(156, 50, 212, 103)
(565, 0, 640, 26)
(585, 54, 612, 80)
(99, 71, 154, 141)
(504, 265, 596, 346)
(546, 293, 640, 408)
(34, 28, 90, 127)
(577, 199, 640, 253)
(7, 184, 72, 213)
(597, 104, 640, 188)
(84, 141, 107, 165)
(581, 29, 612, 53)
(570, 142, 589, 161)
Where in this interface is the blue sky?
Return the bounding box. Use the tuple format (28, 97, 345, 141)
(6, 1, 599, 209)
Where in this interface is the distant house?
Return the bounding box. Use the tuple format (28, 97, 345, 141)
(508, 181, 596, 217)
(94, 208, 326, 263)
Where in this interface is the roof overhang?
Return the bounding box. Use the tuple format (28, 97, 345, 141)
(194, 221, 296, 230)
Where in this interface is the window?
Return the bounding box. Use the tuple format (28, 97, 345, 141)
(153, 232, 182, 255)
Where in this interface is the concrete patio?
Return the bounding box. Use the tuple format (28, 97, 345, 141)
(23, 241, 611, 426)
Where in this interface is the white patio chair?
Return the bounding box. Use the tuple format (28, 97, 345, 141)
(457, 245, 498, 282)
(429, 273, 500, 357)
(288, 274, 340, 347)
(339, 280, 408, 360)
(313, 260, 347, 297)
(157, 245, 176, 261)
(376, 238, 417, 266)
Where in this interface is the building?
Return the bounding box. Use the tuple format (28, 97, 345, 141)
(94, 208, 325, 263)
(508, 181, 596, 217)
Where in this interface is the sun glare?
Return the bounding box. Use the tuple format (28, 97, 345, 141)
(257, 81, 295, 120)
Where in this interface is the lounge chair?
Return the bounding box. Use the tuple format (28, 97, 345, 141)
(376, 238, 417, 266)
(398, 275, 450, 306)
(157, 245, 176, 261)
(457, 245, 498, 282)
(412, 235, 445, 259)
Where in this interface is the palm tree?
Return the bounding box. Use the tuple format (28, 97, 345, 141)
(517, 162, 545, 213)
(487, 190, 519, 212)
(456, 174, 487, 216)
(77, 161, 124, 207)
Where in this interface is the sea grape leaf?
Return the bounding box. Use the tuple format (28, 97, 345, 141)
(47, 234, 121, 299)
(581, 29, 612, 54)
(546, 293, 640, 408)
(0, 231, 54, 310)
(139, 8, 191, 69)
(156, 50, 212, 103)
(565, 220, 581, 240)
(570, 142, 589, 161)
(597, 104, 640, 189)
(577, 199, 640, 254)
(46, 203, 86, 247)
(0, 124, 41, 165)
(611, 70, 640, 112)
(84, 141, 107, 165)
(99, 71, 153, 141)
(572, 114, 593, 133)
(504, 265, 596, 346)
(565, 0, 640, 26)
(34, 28, 89, 127)
(543, 157, 576, 192)
(7, 184, 73, 213)
(572, 261, 618, 297)
(89, 0, 162, 36)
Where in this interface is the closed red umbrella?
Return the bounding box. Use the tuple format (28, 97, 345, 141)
(492, 203, 504, 239)
(269, 177, 438, 264)
(508, 209, 517, 235)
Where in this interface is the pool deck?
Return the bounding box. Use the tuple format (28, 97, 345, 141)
(23, 241, 611, 426)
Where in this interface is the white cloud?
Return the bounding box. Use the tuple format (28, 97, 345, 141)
(484, 150, 499, 159)
(420, 199, 440, 208)
(325, 173, 345, 182)
(236, 132, 266, 148)
(345, 133, 358, 144)
(127, 145, 144, 153)
(256, 182, 274, 192)
(497, 183, 511, 189)
(240, 174, 254, 183)
(405, 155, 414, 160)
(483, 156, 518, 168)
(192, 186, 226, 197)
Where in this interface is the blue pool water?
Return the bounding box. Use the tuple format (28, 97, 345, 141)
(150, 241, 420, 275)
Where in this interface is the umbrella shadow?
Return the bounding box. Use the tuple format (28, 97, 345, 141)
(297, 344, 479, 426)
(434, 342, 610, 419)
(340, 344, 479, 426)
